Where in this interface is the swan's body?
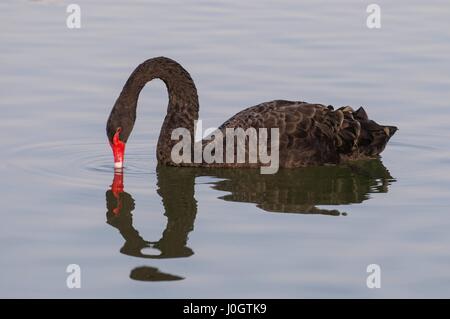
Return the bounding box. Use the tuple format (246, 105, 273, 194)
(107, 57, 397, 169)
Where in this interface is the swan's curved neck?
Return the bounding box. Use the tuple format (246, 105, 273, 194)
(109, 57, 199, 164)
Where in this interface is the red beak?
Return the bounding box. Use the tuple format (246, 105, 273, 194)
(110, 128, 125, 169)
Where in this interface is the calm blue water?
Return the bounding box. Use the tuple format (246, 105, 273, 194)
(1, 0, 450, 298)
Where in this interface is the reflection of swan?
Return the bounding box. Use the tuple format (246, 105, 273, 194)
(106, 171, 196, 259)
(106, 170, 196, 281)
(201, 159, 395, 216)
(129, 266, 183, 282)
(106, 57, 397, 169)
(105, 160, 395, 281)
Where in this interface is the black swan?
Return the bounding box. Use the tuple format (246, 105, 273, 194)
(107, 57, 397, 170)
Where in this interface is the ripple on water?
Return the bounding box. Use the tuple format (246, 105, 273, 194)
(390, 141, 438, 151)
(8, 140, 156, 189)
(9, 138, 437, 190)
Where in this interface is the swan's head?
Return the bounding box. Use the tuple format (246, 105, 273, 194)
(109, 127, 126, 169)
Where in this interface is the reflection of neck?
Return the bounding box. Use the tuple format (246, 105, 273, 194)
(106, 168, 198, 258)
(106, 184, 148, 257)
(156, 167, 198, 250)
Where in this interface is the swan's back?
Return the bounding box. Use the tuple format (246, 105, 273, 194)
(218, 100, 397, 167)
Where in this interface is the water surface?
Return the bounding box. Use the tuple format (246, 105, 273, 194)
(1, 0, 450, 298)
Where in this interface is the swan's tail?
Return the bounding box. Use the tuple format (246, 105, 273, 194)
(336, 106, 397, 160)
(354, 107, 398, 157)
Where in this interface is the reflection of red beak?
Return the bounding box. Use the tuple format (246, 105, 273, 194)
(111, 171, 124, 215)
(111, 172, 124, 198)
(110, 128, 125, 169)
